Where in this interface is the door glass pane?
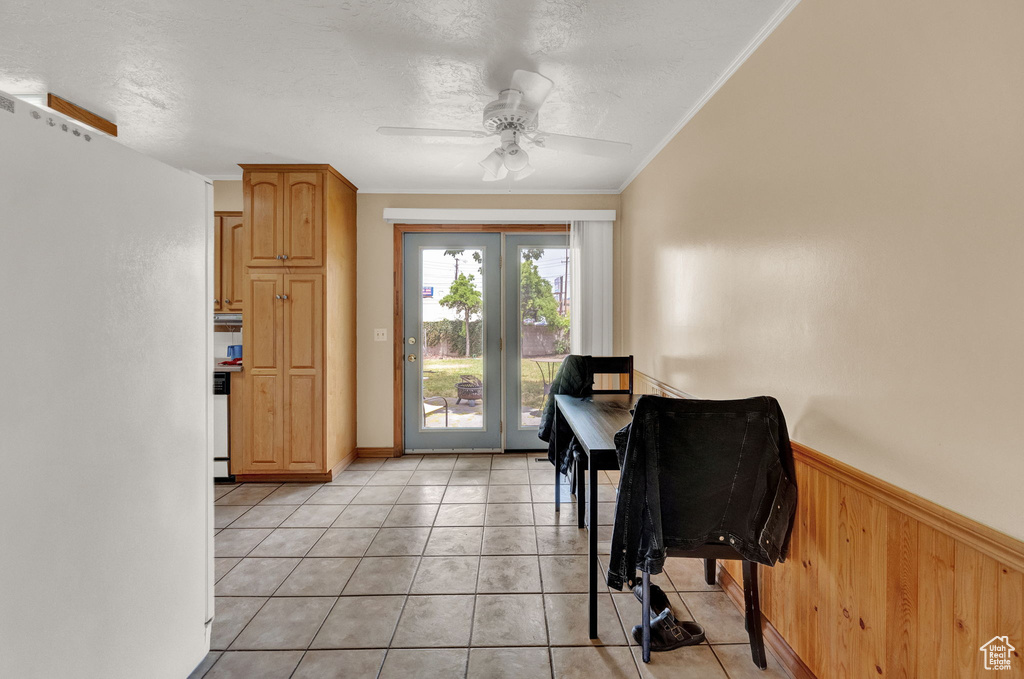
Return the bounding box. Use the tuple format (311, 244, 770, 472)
(420, 248, 485, 429)
(519, 246, 570, 427)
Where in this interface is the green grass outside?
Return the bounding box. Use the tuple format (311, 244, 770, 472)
(422, 356, 564, 413)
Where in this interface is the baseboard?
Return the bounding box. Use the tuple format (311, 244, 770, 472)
(356, 447, 400, 458)
(233, 471, 335, 483)
(718, 566, 817, 679)
(329, 449, 357, 477)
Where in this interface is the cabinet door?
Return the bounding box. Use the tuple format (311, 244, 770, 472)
(242, 274, 284, 470)
(282, 172, 323, 267)
(222, 215, 245, 311)
(213, 216, 223, 311)
(246, 172, 284, 267)
(283, 274, 323, 470)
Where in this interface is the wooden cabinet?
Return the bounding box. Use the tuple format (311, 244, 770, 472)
(213, 212, 245, 312)
(246, 173, 283, 267)
(243, 274, 284, 470)
(240, 273, 323, 471)
(214, 218, 222, 312)
(283, 173, 323, 267)
(244, 170, 323, 267)
(221, 214, 245, 311)
(234, 164, 357, 480)
(283, 274, 323, 470)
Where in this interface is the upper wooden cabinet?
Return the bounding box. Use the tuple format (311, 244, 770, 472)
(214, 217, 223, 312)
(221, 215, 245, 311)
(245, 173, 284, 267)
(213, 212, 245, 312)
(283, 173, 323, 267)
(243, 167, 340, 267)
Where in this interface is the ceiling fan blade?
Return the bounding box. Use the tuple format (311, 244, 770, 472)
(531, 131, 632, 158)
(510, 70, 554, 112)
(377, 126, 489, 138)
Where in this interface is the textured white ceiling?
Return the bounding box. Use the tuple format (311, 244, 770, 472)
(1, 0, 794, 192)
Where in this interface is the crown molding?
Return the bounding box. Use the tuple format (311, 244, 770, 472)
(382, 208, 615, 224)
(616, 0, 802, 193)
(358, 187, 620, 195)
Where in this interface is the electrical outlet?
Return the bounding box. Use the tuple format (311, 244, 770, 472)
(374, 328, 387, 342)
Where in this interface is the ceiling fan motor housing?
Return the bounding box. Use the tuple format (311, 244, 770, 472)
(482, 89, 538, 133)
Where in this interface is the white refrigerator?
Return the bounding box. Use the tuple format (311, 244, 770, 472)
(0, 90, 213, 678)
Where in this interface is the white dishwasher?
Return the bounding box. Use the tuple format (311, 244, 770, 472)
(212, 371, 232, 480)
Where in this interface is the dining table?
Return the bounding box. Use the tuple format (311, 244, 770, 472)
(553, 392, 641, 639)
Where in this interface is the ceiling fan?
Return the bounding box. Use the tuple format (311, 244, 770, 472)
(377, 70, 632, 181)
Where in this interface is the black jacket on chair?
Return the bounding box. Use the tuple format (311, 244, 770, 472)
(607, 395, 797, 591)
(537, 355, 593, 474)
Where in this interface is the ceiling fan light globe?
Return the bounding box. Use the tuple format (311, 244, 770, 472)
(512, 163, 535, 181)
(479, 149, 505, 176)
(502, 143, 530, 171)
(482, 164, 509, 182)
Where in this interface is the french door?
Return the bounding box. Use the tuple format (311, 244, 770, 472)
(402, 231, 570, 452)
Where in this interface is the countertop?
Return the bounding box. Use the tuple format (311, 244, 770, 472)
(213, 358, 242, 373)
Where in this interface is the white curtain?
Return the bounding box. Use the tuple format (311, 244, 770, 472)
(569, 220, 614, 355)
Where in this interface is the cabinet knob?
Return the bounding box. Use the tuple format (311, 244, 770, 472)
(281, 294, 288, 300)
(281, 254, 289, 260)
(275, 255, 282, 260)
(214, 298, 220, 304)
(225, 299, 232, 304)
(276, 295, 282, 299)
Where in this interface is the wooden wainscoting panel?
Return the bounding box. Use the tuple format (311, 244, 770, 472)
(635, 369, 1024, 679)
(885, 508, 919, 679)
(916, 524, 955, 678)
(954, 543, 1000, 678)
(999, 566, 1024, 672)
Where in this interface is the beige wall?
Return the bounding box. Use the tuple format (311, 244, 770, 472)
(212, 180, 242, 212)
(619, 0, 1024, 538)
(356, 193, 620, 448)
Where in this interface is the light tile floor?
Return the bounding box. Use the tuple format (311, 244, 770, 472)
(194, 454, 791, 679)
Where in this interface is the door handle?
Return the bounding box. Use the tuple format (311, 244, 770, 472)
(407, 354, 417, 363)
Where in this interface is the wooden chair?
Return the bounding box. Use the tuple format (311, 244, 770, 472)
(554, 355, 634, 519)
(588, 355, 634, 395)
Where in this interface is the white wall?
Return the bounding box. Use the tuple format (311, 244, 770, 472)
(619, 0, 1024, 539)
(0, 94, 211, 677)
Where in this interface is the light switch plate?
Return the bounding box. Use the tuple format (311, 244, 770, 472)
(374, 328, 387, 342)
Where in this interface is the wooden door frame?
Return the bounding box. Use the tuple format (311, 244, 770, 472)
(391, 223, 569, 456)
